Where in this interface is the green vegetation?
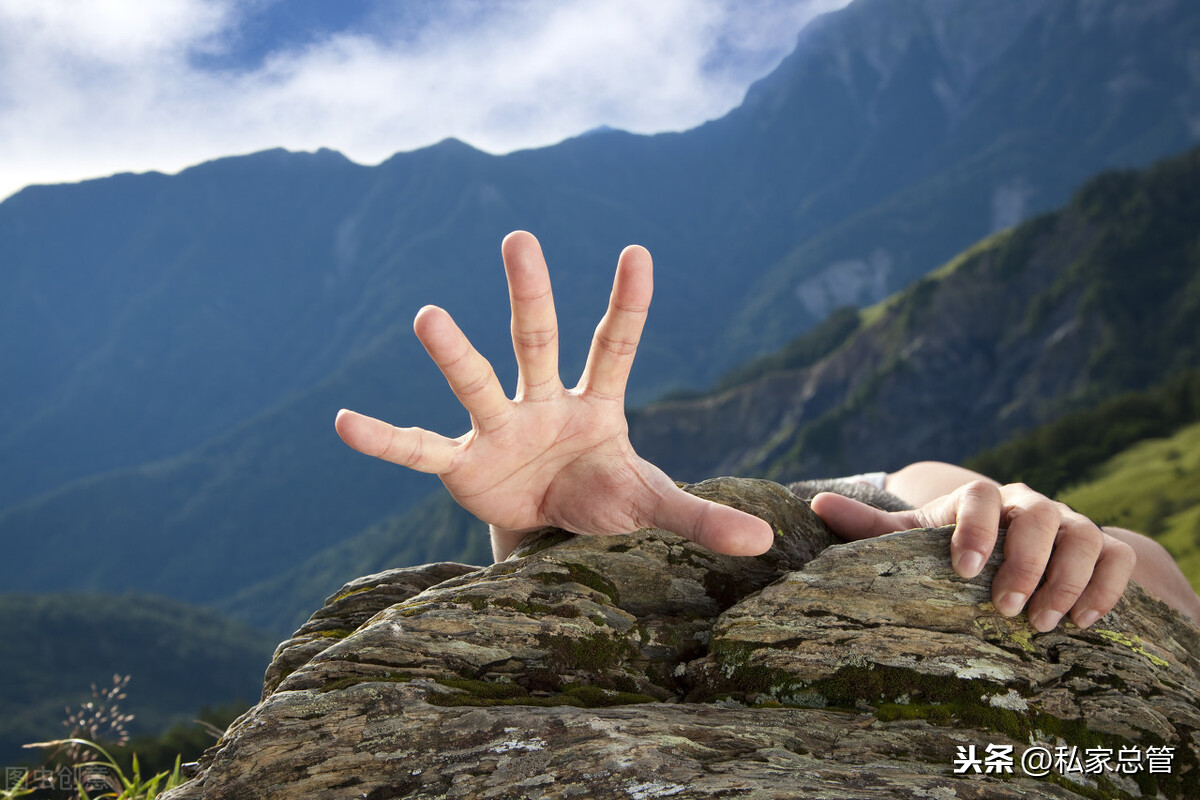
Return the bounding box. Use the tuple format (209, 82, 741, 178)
(0, 593, 273, 768)
(702, 306, 862, 397)
(967, 369, 1200, 496)
(15, 737, 186, 800)
(219, 487, 492, 635)
(963, 369, 1200, 593)
(1056, 423, 1200, 593)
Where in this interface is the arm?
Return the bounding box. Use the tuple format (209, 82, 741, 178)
(815, 461, 1198, 626)
(1100, 526, 1200, 623)
(336, 231, 772, 563)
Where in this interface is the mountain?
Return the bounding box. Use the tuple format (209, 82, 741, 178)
(217, 488, 491, 635)
(3, 0, 1200, 607)
(0, 593, 274, 767)
(226, 143, 1200, 637)
(629, 143, 1200, 484)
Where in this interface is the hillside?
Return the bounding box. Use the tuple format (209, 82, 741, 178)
(218, 488, 489, 635)
(1057, 423, 1200, 593)
(3, 0, 1199, 607)
(0, 593, 274, 767)
(630, 143, 1200, 483)
(226, 146, 1200, 636)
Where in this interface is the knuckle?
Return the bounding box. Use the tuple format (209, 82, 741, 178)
(1003, 562, 1047, 591)
(1045, 577, 1090, 607)
(457, 371, 493, 397)
(962, 479, 997, 498)
(597, 335, 639, 358)
(513, 326, 557, 350)
(1109, 539, 1138, 571)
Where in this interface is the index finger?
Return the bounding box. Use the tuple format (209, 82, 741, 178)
(577, 244, 653, 399)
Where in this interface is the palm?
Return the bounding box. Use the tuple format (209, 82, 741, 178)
(336, 231, 770, 560)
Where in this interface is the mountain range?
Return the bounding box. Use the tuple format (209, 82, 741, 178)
(230, 140, 1200, 635)
(2, 0, 1199, 616)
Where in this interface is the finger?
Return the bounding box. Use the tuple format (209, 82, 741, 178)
(945, 481, 1002, 579)
(502, 231, 562, 401)
(413, 305, 511, 430)
(653, 487, 774, 556)
(991, 485, 1061, 617)
(578, 244, 653, 399)
(1022, 512, 1104, 631)
(1069, 536, 1136, 629)
(335, 408, 459, 474)
(809, 492, 918, 541)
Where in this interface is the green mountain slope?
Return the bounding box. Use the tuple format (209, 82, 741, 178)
(631, 142, 1200, 484)
(1057, 423, 1200, 594)
(0, 593, 275, 767)
(217, 488, 489, 635)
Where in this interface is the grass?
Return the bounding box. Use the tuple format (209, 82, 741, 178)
(1057, 421, 1200, 593)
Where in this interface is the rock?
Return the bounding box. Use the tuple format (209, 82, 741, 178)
(163, 477, 1200, 800)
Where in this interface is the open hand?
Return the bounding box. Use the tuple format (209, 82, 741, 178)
(336, 231, 773, 561)
(811, 482, 1137, 631)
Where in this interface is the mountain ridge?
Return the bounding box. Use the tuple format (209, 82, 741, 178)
(3, 0, 1198, 606)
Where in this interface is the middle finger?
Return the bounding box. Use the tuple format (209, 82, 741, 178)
(993, 485, 1061, 617)
(502, 231, 563, 401)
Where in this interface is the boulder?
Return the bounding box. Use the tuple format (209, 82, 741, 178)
(163, 478, 1200, 799)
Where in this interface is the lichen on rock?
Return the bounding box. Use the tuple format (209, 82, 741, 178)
(163, 477, 1200, 800)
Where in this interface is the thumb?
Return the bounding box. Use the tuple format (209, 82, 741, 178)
(810, 491, 916, 541)
(653, 487, 774, 556)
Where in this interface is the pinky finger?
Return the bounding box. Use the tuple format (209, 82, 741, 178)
(335, 409, 459, 474)
(1070, 537, 1137, 628)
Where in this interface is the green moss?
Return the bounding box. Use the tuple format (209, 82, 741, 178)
(709, 645, 1163, 765)
(534, 562, 620, 605)
(427, 680, 657, 709)
(319, 671, 413, 693)
(435, 676, 527, 700)
(537, 629, 636, 672)
(328, 585, 375, 604)
(312, 628, 353, 639)
(1093, 629, 1170, 668)
(560, 685, 658, 707)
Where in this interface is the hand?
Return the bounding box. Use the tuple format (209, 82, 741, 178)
(810, 481, 1137, 631)
(335, 231, 773, 561)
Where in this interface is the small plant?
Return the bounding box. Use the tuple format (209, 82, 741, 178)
(17, 674, 196, 799)
(60, 675, 135, 764)
(0, 770, 34, 799)
(21, 738, 184, 800)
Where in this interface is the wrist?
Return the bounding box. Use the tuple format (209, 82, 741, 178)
(489, 524, 541, 562)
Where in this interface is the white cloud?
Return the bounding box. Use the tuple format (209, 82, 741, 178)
(0, 0, 850, 201)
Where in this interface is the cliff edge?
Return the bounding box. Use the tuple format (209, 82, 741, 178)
(163, 478, 1200, 799)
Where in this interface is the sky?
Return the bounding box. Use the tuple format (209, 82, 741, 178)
(0, 0, 851, 202)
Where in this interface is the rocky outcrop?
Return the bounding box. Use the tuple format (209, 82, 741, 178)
(164, 478, 1200, 799)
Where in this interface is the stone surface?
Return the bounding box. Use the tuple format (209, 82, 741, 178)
(164, 478, 1200, 800)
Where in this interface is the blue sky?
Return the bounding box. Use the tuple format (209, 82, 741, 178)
(0, 0, 849, 201)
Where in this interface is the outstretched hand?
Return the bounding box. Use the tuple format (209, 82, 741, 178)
(811, 482, 1137, 631)
(336, 231, 773, 561)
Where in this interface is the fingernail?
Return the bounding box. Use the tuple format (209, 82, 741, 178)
(997, 592, 1027, 617)
(955, 550, 985, 578)
(1074, 609, 1101, 629)
(1031, 609, 1063, 632)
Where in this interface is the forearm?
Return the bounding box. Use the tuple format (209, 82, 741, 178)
(884, 461, 998, 507)
(1103, 527, 1200, 623)
(491, 525, 536, 562)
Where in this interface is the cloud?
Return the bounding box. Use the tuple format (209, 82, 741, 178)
(0, 0, 849, 201)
